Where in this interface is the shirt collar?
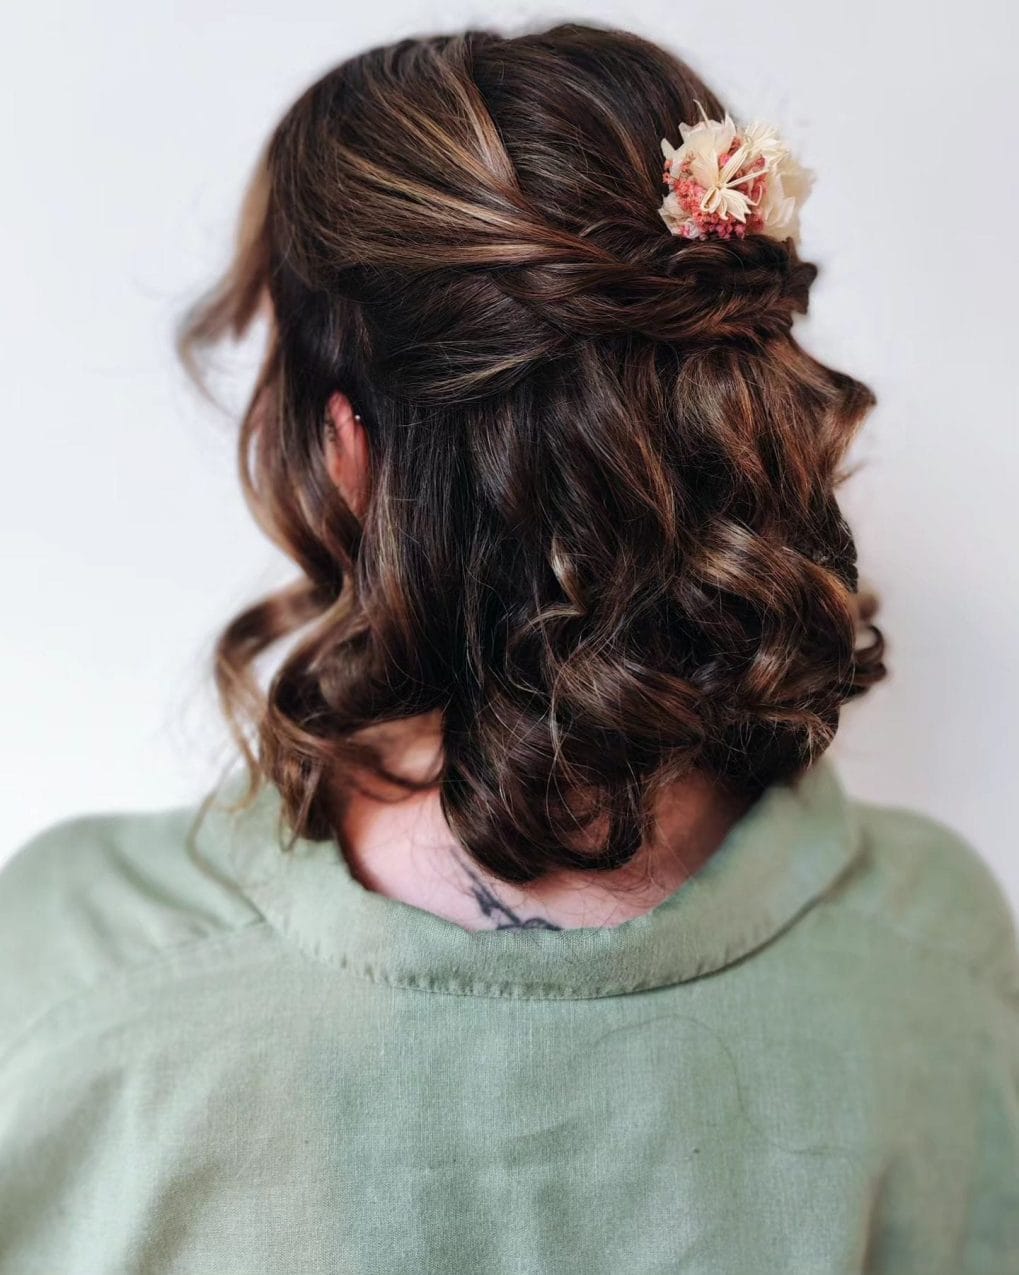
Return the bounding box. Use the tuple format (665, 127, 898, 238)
(195, 754, 862, 1000)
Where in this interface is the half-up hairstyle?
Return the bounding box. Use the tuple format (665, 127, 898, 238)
(178, 21, 886, 884)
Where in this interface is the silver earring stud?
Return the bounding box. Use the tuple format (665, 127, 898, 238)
(324, 403, 362, 424)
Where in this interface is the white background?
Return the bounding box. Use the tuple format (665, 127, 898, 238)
(2, 1, 1015, 914)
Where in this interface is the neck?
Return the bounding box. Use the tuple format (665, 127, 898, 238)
(329, 713, 754, 932)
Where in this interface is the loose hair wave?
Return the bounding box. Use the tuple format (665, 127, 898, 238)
(178, 22, 886, 885)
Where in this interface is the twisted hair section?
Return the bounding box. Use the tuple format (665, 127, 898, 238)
(178, 22, 885, 884)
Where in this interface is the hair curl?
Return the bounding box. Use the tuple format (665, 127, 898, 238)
(178, 21, 886, 885)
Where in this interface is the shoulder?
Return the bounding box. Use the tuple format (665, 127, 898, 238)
(0, 792, 267, 1059)
(828, 791, 1018, 1001)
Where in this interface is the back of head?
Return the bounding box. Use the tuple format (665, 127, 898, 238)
(179, 22, 885, 885)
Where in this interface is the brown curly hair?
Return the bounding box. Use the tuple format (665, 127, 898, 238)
(177, 21, 886, 885)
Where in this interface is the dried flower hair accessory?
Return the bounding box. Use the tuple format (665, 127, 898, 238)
(658, 103, 810, 243)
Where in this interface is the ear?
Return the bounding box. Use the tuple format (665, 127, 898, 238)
(324, 391, 370, 519)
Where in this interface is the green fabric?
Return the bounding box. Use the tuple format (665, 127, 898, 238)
(0, 755, 1016, 1273)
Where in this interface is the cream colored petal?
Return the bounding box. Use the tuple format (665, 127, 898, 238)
(658, 191, 697, 237)
(715, 187, 753, 221)
(741, 124, 790, 174)
(680, 114, 735, 157)
(778, 156, 813, 206)
(742, 121, 781, 152)
(762, 193, 793, 235)
(758, 157, 813, 238)
(687, 147, 721, 190)
(718, 144, 751, 184)
(716, 114, 738, 152)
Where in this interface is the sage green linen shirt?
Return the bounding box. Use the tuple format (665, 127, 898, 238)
(1, 756, 1017, 1274)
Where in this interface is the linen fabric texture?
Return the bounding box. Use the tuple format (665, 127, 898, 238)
(0, 755, 1016, 1273)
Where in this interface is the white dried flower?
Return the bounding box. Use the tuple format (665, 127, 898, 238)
(659, 103, 811, 242)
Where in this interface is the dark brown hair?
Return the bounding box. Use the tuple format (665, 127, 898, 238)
(178, 22, 885, 884)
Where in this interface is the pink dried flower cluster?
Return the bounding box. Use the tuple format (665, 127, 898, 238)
(663, 149, 768, 241)
(658, 104, 810, 244)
